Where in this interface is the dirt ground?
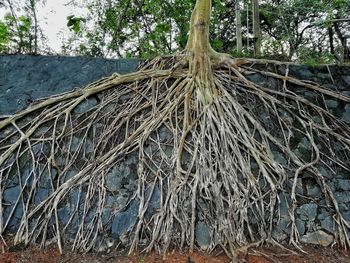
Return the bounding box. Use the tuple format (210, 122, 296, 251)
(0, 242, 349, 263)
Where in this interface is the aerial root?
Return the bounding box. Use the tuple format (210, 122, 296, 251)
(0, 55, 349, 259)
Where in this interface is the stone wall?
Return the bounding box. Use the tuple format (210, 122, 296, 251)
(245, 63, 350, 246)
(0, 55, 139, 115)
(0, 55, 349, 250)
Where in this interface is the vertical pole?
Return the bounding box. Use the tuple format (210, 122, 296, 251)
(252, 0, 262, 56)
(246, 1, 249, 51)
(235, 1, 242, 54)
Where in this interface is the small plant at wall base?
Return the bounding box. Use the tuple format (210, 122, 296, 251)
(0, 1, 350, 262)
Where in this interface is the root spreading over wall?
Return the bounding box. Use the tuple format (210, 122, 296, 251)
(0, 55, 349, 258)
(0, 0, 350, 261)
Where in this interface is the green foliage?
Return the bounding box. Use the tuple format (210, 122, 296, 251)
(0, 21, 9, 52)
(67, 15, 86, 34)
(63, 0, 348, 64)
(1, 0, 346, 64)
(0, 13, 35, 53)
(0, 0, 44, 54)
(260, 0, 349, 63)
(298, 48, 336, 65)
(65, 0, 237, 58)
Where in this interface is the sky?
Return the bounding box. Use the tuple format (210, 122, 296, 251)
(0, 0, 87, 52)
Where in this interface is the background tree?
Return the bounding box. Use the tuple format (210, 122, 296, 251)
(26, 0, 38, 53)
(235, 0, 242, 54)
(0, 18, 10, 52)
(0, 0, 45, 54)
(328, 0, 350, 62)
(63, 0, 239, 58)
(259, 0, 350, 62)
(252, 0, 261, 56)
(2, 0, 348, 63)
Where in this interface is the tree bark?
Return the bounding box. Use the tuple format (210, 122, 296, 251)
(328, 26, 335, 55)
(252, 0, 261, 56)
(29, 0, 38, 54)
(186, 0, 213, 84)
(334, 22, 349, 62)
(235, 1, 242, 54)
(6, 0, 24, 53)
(186, 0, 212, 57)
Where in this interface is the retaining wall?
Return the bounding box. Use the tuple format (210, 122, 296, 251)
(0, 55, 350, 250)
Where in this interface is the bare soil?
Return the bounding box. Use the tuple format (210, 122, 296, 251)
(0, 241, 349, 263)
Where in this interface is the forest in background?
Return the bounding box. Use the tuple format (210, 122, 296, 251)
(0, 0, 349, 64)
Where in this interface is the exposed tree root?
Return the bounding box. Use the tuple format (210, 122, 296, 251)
(0, 54, 349, 262)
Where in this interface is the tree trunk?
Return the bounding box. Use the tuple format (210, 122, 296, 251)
(29, 0, 38, 54)
(186, 0, 212, 63)
(186, 0, 215, 104)
(6, 0, 24, 53)
(235, 1, 242, 54)
(252, 0, 261, 56)
(334, 22, 348, 62)
(328, 26, 335, 55)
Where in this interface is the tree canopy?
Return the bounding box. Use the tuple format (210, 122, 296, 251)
(1, 0, 349, 63)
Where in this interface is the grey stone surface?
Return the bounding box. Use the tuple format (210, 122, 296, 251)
(325, 99, 339, 109)
(58, 206, 70, 225)
(111, 200, 139, 238)
(343, 76, 350, 86)
(301, 230, 334, 246)
(319, 166, 333, 179)
(3, 186, 21, 203)
(336, 179, 350, 191)
(105, 170, 124, 192)
(34, 188, 49, 204)
(304, 91, 318, 101)
(317, 208, 330, 220)
(320, 216, 334, 232)
(69, 136, 94, 154)
(287, 178, 303, 195)
(145, 187, 161, 220)
(297, 203, 318, 222)
(158, 125, 173, 143)
(342, 104, 350, 123)
(3, 185, 24, 228)
(272, 151, 288, 165)
(105, 160, 138, 192)
(64, 170, 78, 182)
(335, 191, 350, 204)
(296, 218, 306, 235)
(297, 137, 311, 151)
(342, 211, 350, 223)
(0, 55, 140, 115)
(195, 221, 211, 250)
(21, 169, 34, 186)
(272, 217, 290, 242)
(306, 183, 322, 198)
(245, 73, 265, 84)
(316, 73, 332, 83)
(73, 97, 99, 114)
(278, 193, 290, 217)
(298, 68, 314, 79)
